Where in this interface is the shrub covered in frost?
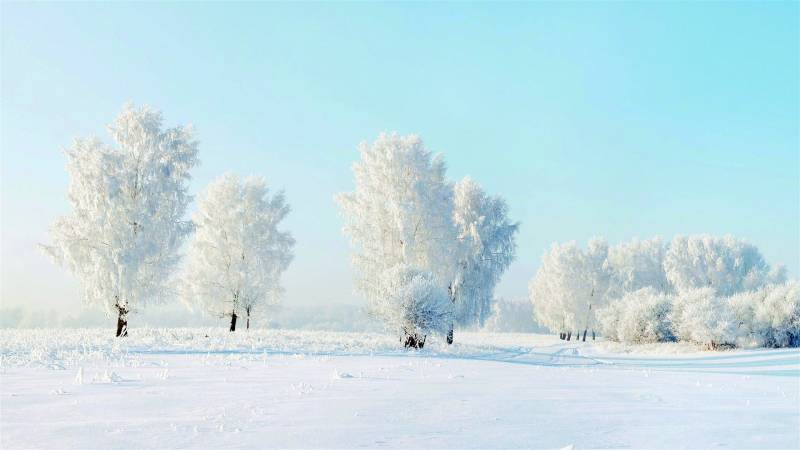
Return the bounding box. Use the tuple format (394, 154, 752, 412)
(731, 282, 800, 348)
(370, 265, 452, 346)
(670, 288, 738, 348)
(753, 282, 800, 347)
(597, 288, 674, 344)
(600, 282, 799, 349)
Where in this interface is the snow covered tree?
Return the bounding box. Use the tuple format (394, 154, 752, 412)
(42, 104, 198, 336)
(664, 235, 784, 296)
(535, 233, 792, 348)
(606, 237, 669, 299)
(451, 177, 518, 328)
(183, 173, 294, 331)
(374, 265, 452, 348)
(529, 238, 610, 340)
(337, 133, 459, 347)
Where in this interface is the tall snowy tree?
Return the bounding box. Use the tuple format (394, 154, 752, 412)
(183, 173, 294, 331)
(42, 104, 199, 336)
(337, 133, 459, 347)
(664, 235, 785, 296)
(529, 239, 610, 340)
(451, 177, 518, 328)
(605, 237, 670, 299)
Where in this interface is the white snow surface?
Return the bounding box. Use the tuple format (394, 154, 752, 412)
(1, 329, 798, 449)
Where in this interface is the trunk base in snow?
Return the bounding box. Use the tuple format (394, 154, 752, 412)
(403, 334, 426, 349)
(115, 306, 128, 337)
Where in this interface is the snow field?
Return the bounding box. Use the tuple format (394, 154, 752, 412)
(1, 329, 798, 449)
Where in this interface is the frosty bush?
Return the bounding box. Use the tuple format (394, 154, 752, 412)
(371, 266, 452, 348)
(731, 282, 800, 348)
(597, 288, 674, 344)
(670, 288, 738, 348)
(599, 283, 799, 349)
(753, 282, 800, 347)
(531, 233, 795, 348)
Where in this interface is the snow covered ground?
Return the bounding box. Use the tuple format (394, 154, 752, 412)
(1, 329, 798, 449)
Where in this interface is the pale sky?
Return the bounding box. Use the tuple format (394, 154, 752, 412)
(2, 2, 798, 315)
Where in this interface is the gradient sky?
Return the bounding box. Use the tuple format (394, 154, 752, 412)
(2, 2, 798, 315)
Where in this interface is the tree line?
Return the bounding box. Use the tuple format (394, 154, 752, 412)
(42, 105, 294, 336)
(42, 104, 798, 349)
(530, 236, 798, 348)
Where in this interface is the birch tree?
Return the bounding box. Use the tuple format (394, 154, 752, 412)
(183, 173, 294, 331)
(452, 177, 518, 328)
(42, 104, 199, 336)
(529, 239, 610, 340)
(337, 133, 458, 347)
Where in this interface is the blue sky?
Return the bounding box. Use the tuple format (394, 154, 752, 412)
(2, 2, 798, 314)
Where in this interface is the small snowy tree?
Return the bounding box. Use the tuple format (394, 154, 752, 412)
(451, 177, 518, 328)
(337, 133, 459, 346)
(373, 265, 452, 348)
(664, 235, 784, 296)
(183, 173, 294, 331)
(42, 104, 199, 336)
(529, 239, 610, 340)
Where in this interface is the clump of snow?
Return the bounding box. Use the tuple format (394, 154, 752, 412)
(332, 369, 354, 379)
(93, 369, 123, 384)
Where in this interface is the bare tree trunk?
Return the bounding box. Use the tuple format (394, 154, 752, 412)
(447, 283, 455, 345)
(592, 330, 596, 340)
(403, 333, 426, 349)
(246, 306, 251, 330)
(115, 304, 128, 337)
(582, 329, 587, 342)
(566, 331, 572, 341)
(230, 313, 237, 332)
